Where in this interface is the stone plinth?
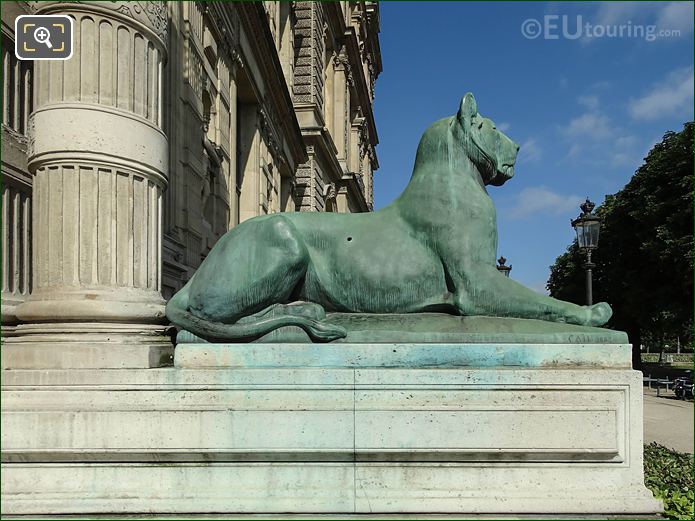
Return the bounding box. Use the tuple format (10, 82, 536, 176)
(174, 341, 633, 369)
(0, 342, 660, 515)
(176, 313, 630, 345)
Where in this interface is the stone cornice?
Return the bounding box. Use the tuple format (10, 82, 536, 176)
(204, 2, 242, 69)
(341, 27, 378, 152)
(364, 1, 382, 76)
(235, 3, 307, 170)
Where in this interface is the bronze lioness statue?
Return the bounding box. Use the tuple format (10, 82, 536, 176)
(166, 93, 612, 342)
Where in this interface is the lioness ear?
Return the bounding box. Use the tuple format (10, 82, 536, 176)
(457, 92, 478, 123)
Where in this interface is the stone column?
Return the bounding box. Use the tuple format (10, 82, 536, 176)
(324, 53, 334, 138)
(228, 61, 239, 227)
(3, 1, 172, 369)
(333, 51, 348, 164)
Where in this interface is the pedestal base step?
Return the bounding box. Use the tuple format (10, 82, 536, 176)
(0, 346, 661, 515)
(2, 462, 661, 515)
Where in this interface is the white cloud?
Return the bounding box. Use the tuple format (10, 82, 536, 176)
(517, 138, 542, 164)
(589, 81, 612, 92)
(610, 153, 631, 167)
(572, 2, 651, 45)
(594, 2, 653, 26)
(497, 122, 511, 132)
(559, 106, 644, 167)
(611, 135, 641, 166)
(656, 2, 694, 34)
(562, 112, 616, 140)
(567, 143, 582, 157)
(629, 66, 694, 120)
(592, 1, 693, 32)
(508, 187, 583, 219)
(575, 2, 692, 44)
(578, 95, 600, 110)
(615, 135, 638, 148)
(562, 129, 642, 167)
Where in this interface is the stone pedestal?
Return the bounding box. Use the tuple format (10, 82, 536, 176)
(0, 343, 661, 515)
(4, 1, 173, 368)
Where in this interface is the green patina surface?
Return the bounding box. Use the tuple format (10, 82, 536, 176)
(167, 93, 615, 344)
(174, 341, 632, 369)
(177, 314, 626, 345)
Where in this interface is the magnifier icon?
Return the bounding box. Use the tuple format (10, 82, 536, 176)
(33, 26, 53, 49)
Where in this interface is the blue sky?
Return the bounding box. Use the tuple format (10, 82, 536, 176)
(372, 1, 694, 293)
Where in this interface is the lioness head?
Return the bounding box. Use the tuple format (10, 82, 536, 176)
(453, 92, 519, 186)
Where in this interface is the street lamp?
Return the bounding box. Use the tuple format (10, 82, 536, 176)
(571, 198, 601, 305)
(496, 256, 512, 277)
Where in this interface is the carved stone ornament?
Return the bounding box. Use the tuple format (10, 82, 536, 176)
(346, 69, 355, 88)
(333, 47, 350, 70)
(29, 1, 168, 41)
(218, 26, 238, 65)
(323, 183, 337, 201)
(257, 107, 282, 162)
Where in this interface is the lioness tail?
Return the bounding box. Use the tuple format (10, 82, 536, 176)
(165, 282, 346, 343)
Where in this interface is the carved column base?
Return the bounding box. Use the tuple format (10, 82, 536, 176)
(2, 323, 173, 369)
(1, 299, 22, 325)
(15, 287, 167, 323)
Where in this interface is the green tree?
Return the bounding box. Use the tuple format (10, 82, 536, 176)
(548, 122, 694, 367)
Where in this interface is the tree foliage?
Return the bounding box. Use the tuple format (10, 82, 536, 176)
(548, 122, 694, 358)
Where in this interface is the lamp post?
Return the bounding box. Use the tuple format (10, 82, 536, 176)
(496, 256, 512, 277)
(571, 198, 601, 305)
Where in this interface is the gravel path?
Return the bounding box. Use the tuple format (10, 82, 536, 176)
(643, 388, 694, 453)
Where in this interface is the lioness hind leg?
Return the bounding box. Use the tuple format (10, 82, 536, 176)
(188, 216, 310, 322)
(186, 216, 345, 341)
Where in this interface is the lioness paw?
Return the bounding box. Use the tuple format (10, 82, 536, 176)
(586, 302, 612, 327)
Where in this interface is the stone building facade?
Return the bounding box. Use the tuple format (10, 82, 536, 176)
(1, 1, 381, 367)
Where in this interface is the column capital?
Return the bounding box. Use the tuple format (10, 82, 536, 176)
(28, 1, 168, 47)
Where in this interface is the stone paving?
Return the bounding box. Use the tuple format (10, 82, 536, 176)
(643, 388, 694, 453)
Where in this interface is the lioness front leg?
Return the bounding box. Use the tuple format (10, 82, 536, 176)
(454, 266, 612, 326)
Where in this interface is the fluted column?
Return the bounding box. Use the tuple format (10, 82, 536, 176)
(4, 1, 172, 369)
(229, 62, 239, 227)
(333, 51, 348, 164)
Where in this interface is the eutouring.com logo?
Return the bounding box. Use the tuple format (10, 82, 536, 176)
(521, 15, 681, 42)
(15, 14, 74, 60)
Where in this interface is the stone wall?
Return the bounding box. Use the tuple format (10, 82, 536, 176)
(0, 2, 381, 359)
(290, 1, 381, 213)
(155, 1, 381, 296)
